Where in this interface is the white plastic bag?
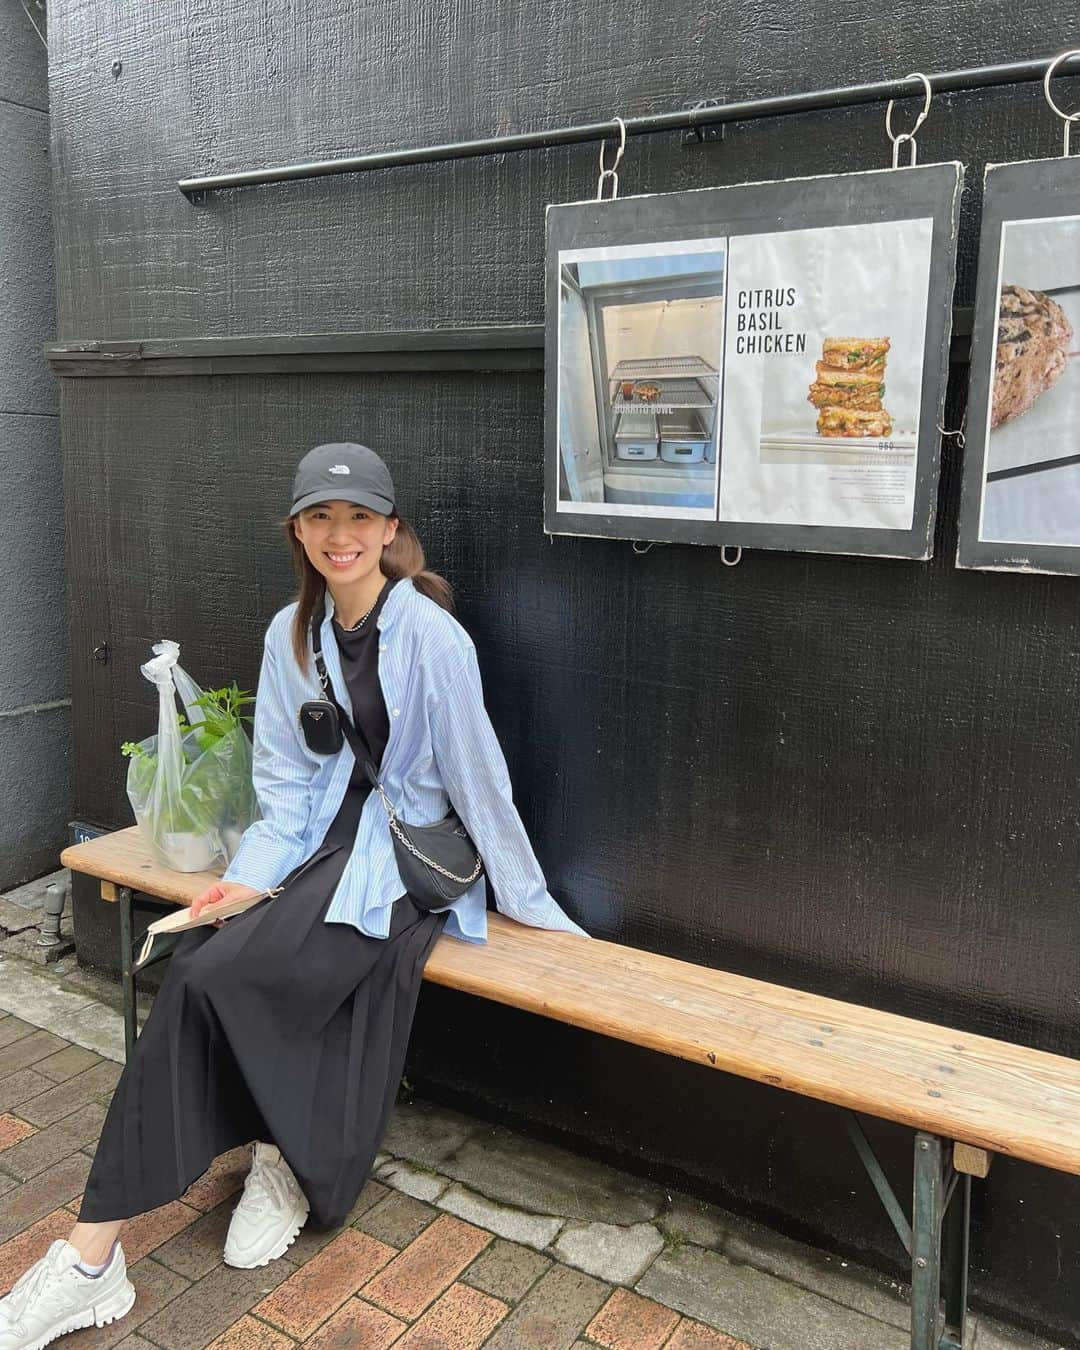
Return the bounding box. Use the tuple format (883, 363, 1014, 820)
(123, 641, 259, 872)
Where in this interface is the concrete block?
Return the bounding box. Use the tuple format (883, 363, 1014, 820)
(637, 1244, 908, 1350)
(375, 1157, 450, 1203)
(437, 1125, 665, 1225)
(554, 1220, 664, 1285)
(437, 1182, 564, 1252)
(721, 1213, 909, 1331)
(381, 1096, 479, 1166)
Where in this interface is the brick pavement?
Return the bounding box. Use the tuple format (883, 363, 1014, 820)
(0, 1012, 748, 1349)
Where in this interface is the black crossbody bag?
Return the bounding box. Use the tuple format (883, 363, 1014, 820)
(298, 602, 484, 910)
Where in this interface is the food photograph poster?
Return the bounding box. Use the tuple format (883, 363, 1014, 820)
(957, 158, 1080, 574)
(545, 163, 963, 559)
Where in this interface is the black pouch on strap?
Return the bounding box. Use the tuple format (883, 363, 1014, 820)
(309, 599, 484, 911)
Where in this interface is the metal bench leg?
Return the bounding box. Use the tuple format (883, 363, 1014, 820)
(912, 1131, 969, 1350)
(941, 1167, 971, 1349)
(118, 885, 138, 1060)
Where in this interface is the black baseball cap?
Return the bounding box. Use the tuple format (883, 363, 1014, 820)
(289, 443, 396, 517)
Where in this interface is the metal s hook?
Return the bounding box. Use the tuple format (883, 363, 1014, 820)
(885, 72, 932, 168)
(597, 116, 627, 200)
(1043, 49, 1080, 157)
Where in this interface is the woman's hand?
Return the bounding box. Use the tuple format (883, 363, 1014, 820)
(190, 882, 263, 928)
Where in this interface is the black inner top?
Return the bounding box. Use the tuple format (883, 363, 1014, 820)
(317, 574, 399, 850)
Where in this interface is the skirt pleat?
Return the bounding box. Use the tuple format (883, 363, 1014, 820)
(78, 834, 446, 1229)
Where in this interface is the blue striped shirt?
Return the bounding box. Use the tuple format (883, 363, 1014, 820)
(221, 579, 588, 944)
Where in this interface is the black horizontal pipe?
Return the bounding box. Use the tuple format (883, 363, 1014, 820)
(44, 310, 974, 374)
(178, 54, 1080, 200)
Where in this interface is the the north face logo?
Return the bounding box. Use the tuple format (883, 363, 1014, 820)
(328, 464, 351, 474)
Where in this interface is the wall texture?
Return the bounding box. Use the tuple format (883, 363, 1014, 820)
(1, 0, 67, 889)
(48, 1, 1080, 1339)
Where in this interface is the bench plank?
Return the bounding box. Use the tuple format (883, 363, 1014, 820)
(61, 827, 1080, 1177)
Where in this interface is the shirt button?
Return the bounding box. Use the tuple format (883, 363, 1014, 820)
(379, 643, 387, 652)
(392, 708, 401, 717)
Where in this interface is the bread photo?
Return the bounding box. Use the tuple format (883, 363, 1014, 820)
(808, 365, 886, 411)
(816, 407, 894, 438)
(991, 284, 1073, 430)
(819, 338, 891, 372)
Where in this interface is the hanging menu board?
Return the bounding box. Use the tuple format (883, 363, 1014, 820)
(545, 163, 963, 559)
(957, 157, 1080, 574)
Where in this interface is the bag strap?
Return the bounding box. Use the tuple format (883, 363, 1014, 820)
(310, 596, 383, 793)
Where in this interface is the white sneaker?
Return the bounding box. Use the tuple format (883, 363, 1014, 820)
(223, 1141, 310, 1269)
(0, 1238, 135, 1349)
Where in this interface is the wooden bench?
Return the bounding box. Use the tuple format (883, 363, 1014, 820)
(61, 825, 1080, 1350)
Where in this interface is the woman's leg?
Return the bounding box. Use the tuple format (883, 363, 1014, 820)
(65, 1219, 125, 1264)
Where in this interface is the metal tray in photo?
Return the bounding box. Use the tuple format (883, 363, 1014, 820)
(658, 411, 709, 464)
(613, 412, 659, 460)
(611, 355, 719, 381)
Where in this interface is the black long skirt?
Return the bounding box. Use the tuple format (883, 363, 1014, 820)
(78, 803, 446, 1229)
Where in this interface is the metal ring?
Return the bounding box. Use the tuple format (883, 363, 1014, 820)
(885, 72, 932, 148)
(598, 116, 627, 177)
(1043, 49, 1080, 122)
(720, 545, 743, 567)
(1043, 50, 1080, 156)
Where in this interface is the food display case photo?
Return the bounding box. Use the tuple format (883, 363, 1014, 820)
(554, 245, 726, 516)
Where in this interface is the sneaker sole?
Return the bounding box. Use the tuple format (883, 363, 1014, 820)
(16, 1280, 136, 1350)
(222, 1204, 309, 1269)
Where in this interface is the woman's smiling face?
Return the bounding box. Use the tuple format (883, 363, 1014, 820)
(291, 499, 398, 583)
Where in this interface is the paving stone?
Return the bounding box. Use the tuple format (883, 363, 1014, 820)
(395, 1279, 509, 1347)
(152, 1198, 237, 1280)
(253, 1229, 394, 1339)
(33, 1042, 103, 1082)
(438, 1125, 665, 1225)
(586, 1287, 682, 1349)
(136, 1257, 294, 1350)
(0, 1151, 90, 1241)
(178, 1143, 251, 1212)
(637, 1245, 908, 1350)
(16, 1058, 122, 1127)
(462, 1237, 551, 1303)
(975, 1319, 1071, 1350)
(437, 1181, 564, 1252)
(0, 929, 75, 966)
(721, 1215, 909, 1331)
(666, 1321, 752, 1348)
(53, 1254, 191, 1349)
(39, 1000, 126, 1064)
(484, 1262, 610, 1349)
(303, 1297, 406, 1348)
(357, 1189, 440, 1248)
(0, 959, 98, 1031)
(0, 1016, 36, 1049)
(661, 1193, 730, 1251)
(0, 1207, 75, 1294)
(289, 1178, 389, 1262)
(113, 1199, 204, 1265)
(0, 896, 44, 934)
(204, 1312, 295, 1348)
(0, 1026, 68, 1077)
(0, 1100, 106, 1180)
(0, 1112, 37, 1151)
(376, 1156, 450, 1203)
(0, 1067, 53, 1112)
(361, 1213, 492, 1321)
(381, 1097, 480, 1167)
(555, 1220, 664, 1285)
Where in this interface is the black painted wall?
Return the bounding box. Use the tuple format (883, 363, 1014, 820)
(50, 2, 1080, 1339)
